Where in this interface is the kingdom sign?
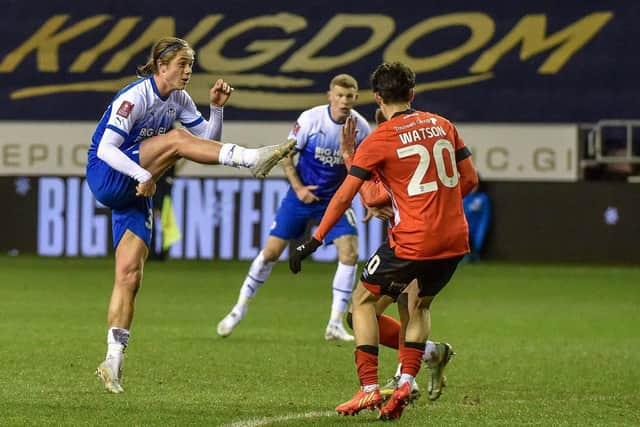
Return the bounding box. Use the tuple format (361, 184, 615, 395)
(0, 3, 628, 122)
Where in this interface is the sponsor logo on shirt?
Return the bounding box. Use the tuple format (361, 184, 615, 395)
(139, 127, 168, 137)
(292, 121, 301, 136)
(116, 101, 134, 118)
(314, 146, 344, 167)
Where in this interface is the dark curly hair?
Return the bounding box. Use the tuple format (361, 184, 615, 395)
(370, 62, 415, 104)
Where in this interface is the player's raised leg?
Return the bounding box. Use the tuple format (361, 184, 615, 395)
(139, 128, 295, 180)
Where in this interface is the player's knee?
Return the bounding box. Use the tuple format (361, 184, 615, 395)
(115, 264, 143, 293)
(338, 249, 358, 265)
(167, 128, 190, 151)
(261, 248, 281, 262)
(261, 239, 287, 262)
(168, 127, 190, 141)
(352, 282, 377, 306)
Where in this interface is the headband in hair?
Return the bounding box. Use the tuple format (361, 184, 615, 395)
(157, 42, 186, 60)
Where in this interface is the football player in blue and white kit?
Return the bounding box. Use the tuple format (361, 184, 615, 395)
(217, 74, 371, 341)
(88, 37, 295, 394)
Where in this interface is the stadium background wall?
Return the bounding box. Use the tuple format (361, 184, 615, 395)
(2, 2, 637, 263)
(1, 3, 637, 122)
(1, 177, 638, 264)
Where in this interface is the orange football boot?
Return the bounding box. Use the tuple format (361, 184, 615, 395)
(335, 388, 383, 416)
(378, 382, 411, 420)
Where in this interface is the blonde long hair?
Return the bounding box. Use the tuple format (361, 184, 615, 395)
(137, 37, 194, 77)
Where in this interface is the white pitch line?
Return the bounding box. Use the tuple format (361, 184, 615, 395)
(222, 410, 336, 427)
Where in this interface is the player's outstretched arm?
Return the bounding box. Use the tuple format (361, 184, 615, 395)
(289, 175, 363, 274)
(340, 117, 390, 208)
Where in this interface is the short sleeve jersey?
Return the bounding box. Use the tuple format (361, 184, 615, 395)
(288, 105, 371, 201)
(351, 110, 470, 260)
(88, 76, 204, 161)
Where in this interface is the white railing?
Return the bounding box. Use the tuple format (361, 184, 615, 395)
(586, 120, 640, 163)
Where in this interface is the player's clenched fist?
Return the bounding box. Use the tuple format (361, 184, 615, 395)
(136, 179, 156, 197)
(210, 79, 234, 107)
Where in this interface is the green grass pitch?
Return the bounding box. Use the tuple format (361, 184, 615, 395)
(1, 256, 639, 426)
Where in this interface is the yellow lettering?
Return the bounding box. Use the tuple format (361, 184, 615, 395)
(384, 13, 494, 73)
(183, 15, 224, 46)
(71, 15, 223, 73)
(198, 13, 306, 72)
(282, 14, 394, 72)
(487, 147, 508, 170)
(471, 12, 613, 74)
(533, 148, 555, 171)
(2, 144, 20, 166)
(57, 144, 63, 167)
(71, 17, 140, 72)
(0, 15, 110, 73)
(74, 144, 89, 167)
(103, 17, 176, 73)
(29, 144, 48, 165)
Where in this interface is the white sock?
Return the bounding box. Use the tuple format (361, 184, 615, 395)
(398, 373, 415, 388)
(218, 144, 258, 168)
(423, 340, 438, 363)
(362, 384, 379, 392)
(329, 262, 356, 325)
(105, 327, 129, 369)
(237, 251, 275, 307)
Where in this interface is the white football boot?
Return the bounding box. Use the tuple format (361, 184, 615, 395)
(324, 323, 355, 341)
(96, 359, 124, 394)
(216, 305, 247, 337)
(250, 140, 297, 178)
(426, 342, 455, 401)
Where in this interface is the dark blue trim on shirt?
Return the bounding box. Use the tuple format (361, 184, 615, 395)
(182, 116, 204, 128)
(326, 104, 346, 125)
(149, 76, 168, 101)
(106, 124, 129, 139)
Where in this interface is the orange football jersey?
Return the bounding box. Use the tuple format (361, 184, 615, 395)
(350, 110, 470, 259)
(343, 154, 390, 207)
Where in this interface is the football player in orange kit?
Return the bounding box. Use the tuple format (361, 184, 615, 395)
(290, 61, 478, 420)
(341, 109, 455, 404)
